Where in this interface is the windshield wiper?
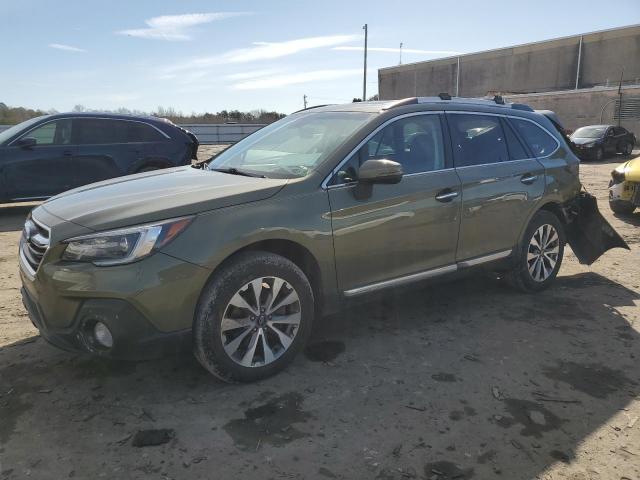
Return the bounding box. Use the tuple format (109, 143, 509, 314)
(210, 167, 266, 178)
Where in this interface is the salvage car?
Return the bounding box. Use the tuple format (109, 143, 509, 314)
(0, 112, 198, 202)
(19, 97, 628, 382)
(570, 124, 635, 161)
(609, 156, 640, 214)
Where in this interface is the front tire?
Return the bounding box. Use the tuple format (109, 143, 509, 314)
(506, 211, 565, 293)
(595, 147, 604, 161)
(193, 251, 314, 383)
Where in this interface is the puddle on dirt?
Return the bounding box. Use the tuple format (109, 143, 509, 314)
(223, 392, 312, 450)
(543, 362, 635, 399)
(304, 341, 345, 362)
(0, 396, 32, 444)
(496, 398, 564, 438)
(424, 461, 474, 479)
(431, 373, 457, 382)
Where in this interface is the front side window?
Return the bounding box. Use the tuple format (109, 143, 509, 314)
(208, 112, 374, 179)
(18, 119, 72, 146)
(448, 114, 509, 167)
(510, 118, 558, 157)
(331, 114, 446, 185)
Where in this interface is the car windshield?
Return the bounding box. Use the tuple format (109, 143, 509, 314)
(207, 111, 374, 178)
(0, 116, 48, 145)
(572, 126, 607, 139)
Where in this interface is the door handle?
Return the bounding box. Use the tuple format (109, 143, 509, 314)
(63, 150, 73, 156)
(435, 189, 459, 202)
(520, 174, 538, 185)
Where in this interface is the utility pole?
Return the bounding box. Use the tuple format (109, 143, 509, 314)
(303, 94, 308, 109)
(617, 69, 624, 127)
(362, 24, 368, 101)
(399, 42, 403, 65)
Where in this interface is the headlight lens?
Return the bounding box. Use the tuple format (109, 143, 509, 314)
(62, 216, 193, 265)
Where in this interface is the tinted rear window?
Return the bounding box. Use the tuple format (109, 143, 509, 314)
(448, 114, 509, 167)
(72, 119, 165, 144)
(509, 119, 558, 157)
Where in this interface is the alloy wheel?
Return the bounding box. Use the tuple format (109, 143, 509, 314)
(527, 224, 560, 282)
(220, 276, 301, 367)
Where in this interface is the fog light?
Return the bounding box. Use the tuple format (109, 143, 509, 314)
(93, 322, 113, 348)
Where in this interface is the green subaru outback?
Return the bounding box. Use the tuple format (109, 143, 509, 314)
(19, 97, 627, 382)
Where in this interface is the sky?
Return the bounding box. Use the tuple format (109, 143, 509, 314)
(1, 0, 638, 115)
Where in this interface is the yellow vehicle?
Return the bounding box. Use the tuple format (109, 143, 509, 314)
(609, 157, 640, 214)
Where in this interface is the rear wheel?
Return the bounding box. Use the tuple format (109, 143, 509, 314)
(506, 211, 565, 293)
(623, 142, 634, 156)
(193, 251, 314, 383)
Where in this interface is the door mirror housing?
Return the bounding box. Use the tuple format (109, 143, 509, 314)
(357, 159, 404, 185)
(17, 137, 37, 148)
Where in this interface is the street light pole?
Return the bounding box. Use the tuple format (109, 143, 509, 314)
(362, 24, 368, 101)
(399, 42, 403, 65)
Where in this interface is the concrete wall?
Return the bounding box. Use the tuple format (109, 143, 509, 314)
(505, 86, 640, 138)
(379, 24, 640, 99)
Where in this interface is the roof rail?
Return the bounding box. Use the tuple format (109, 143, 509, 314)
(380, 97, 419, 110)
(438, 93, 452, 100)
(292, 104, 332, 114)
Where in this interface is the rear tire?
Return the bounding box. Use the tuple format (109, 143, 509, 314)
(506, 210, 565, 293)
(623, 142, 634, 156)
(193, 251, 314, 383)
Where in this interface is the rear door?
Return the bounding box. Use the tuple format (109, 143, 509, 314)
(327, 112, 461, 294)
(2, 119, 76, 199)
(447, 113, 546, 262)
(71, 118, 132, 187)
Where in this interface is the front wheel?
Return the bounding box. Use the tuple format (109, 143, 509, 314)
(193, 251, 314, 383)
(506, 211, 565, 293)
(595, 147, 604, 161)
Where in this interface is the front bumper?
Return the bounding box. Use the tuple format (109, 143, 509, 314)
(609, 180, 638, 204)
(20, 249, 211, 360)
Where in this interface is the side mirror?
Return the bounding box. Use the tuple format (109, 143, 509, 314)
(353, 159, 403, 200)
(17, 137, 37, 148)
(358, 159, 404, 185)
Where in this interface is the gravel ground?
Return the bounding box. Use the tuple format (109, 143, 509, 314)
(0, 151, 639, 480)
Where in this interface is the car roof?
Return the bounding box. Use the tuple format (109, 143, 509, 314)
(305, 96, 547, 118)
(42, 112, 172, 125)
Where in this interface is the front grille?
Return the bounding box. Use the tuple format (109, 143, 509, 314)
(20, 217, 50, 276)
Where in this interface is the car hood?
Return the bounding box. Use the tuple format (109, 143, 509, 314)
(570, 137, 601, 145)
(614, 157, 640, 182)
(39, 166, 288, 232)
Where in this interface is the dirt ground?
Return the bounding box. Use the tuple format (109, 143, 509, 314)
(0, 149, 639, 480)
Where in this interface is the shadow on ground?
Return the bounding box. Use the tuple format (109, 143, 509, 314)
(0, 272, 638, 479)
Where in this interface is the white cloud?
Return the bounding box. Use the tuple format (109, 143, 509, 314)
(49, 43, 86, 53)
(224, 69, 282, 80)
(165, 34, 358, 72)
(117, 12, 250, 41)
(231, 69, 361, 90)
(334, 46, 461, 55)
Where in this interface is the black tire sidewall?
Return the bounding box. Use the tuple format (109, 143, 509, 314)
(194, 252, 314, 382)
(596, 147, 604, 161)
(512, 211, 565, 292)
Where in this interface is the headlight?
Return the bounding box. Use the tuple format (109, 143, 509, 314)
(62, 216, 193, 265)
(611, 169, 626, 185)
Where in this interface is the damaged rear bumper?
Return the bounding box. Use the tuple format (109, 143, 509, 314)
(565, 191, 629, 265)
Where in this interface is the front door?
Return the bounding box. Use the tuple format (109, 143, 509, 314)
(2, 119, 76, 199)
(327, 113, 461, 294)
(446, 113, 547, 261)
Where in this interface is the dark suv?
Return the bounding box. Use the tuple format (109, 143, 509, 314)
(0, 112, 198, 202)
(19, 97, 627, 382)
(570, 124, 636, 161)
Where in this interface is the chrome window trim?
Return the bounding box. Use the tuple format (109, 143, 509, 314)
(321, 111, 445, 190)
(445, 111, 561, 161)
(8, 116, 170, 147)
(342, 249, 513, 297)
(322, 110, 561, 190)
(326, 167, 457, 191)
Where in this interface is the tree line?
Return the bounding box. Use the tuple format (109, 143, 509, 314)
(0, 102, 285, 125)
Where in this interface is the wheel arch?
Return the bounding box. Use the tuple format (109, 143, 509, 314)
(516, 201, 568, 247)
(129, 157, 174, 174)
(201, 238, 325, 316)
